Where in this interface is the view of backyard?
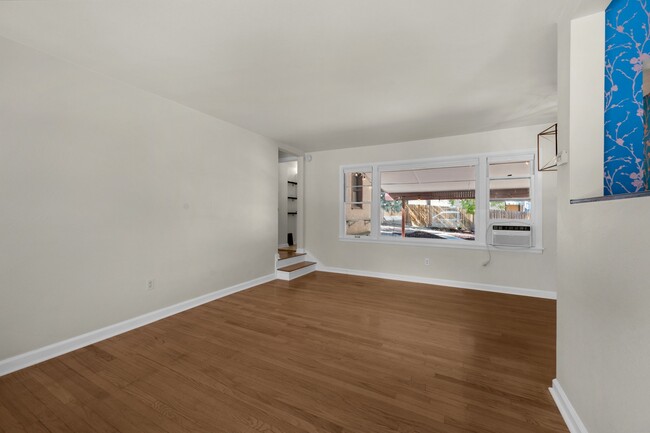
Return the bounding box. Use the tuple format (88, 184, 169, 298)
(380, 196, 476, 240)
(380, 196, 530, 241)
(344, 160, 532, 240)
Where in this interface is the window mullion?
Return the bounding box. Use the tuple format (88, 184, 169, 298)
(371, 165, 380, 239)
(476, 156, 488, 245)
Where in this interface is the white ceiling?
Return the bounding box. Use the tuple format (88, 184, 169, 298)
(0, 0, 598, 152)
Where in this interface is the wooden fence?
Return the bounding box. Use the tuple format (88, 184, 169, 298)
(489, 210, 530, 220)
(383, 206, 529, 231)
(384, 205, 475, 231)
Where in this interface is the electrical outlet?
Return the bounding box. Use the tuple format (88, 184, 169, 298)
(146, 279, 155, 291)
(424, 258, 430, 266)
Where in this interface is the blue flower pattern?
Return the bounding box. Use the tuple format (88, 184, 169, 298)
(605, 0, 650, 194)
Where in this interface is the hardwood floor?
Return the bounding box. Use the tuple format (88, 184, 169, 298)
(0, 272, 567, 433)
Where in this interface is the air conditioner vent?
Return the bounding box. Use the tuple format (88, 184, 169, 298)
(490, 224, 532, 247)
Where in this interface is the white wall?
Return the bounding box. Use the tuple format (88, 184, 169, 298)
(304, 124, 558, 293)
(569, 13, 605, 199)
(556, 11, 650, 433)
(0, 37, 278, 361)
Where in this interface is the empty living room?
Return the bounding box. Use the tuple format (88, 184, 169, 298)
(1, 1, 648, 433)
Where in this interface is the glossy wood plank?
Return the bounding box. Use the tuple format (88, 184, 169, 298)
(277, 261, 316, 272)
(278, 250, 306, 260)
(0, 272, 567, 433)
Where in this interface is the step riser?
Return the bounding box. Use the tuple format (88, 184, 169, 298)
(276, 264, 317, 281)
(276, 255, 305, 268)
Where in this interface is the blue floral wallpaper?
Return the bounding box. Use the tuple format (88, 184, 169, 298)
(605, 0, 650, 194)
(645, 93, 650, 189)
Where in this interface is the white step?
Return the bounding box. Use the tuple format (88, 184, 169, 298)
(276, 261, 317, 281)
(276, 254, 306, 269)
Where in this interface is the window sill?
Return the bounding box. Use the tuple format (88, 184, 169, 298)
(338, 236, 544, 253)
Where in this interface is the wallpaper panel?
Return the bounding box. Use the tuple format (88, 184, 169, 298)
(605, 0, 650, 194)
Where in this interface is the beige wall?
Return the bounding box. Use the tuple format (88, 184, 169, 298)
(304, 124, 558, 293)
(569, 12, 605, 199)
(0, 37, 278, 361)
(557, 11, 650, 433)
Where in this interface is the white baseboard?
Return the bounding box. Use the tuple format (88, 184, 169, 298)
(549, 379, 589, 433)
(0, 273, 276, 377)
(316, 265, 556, 299)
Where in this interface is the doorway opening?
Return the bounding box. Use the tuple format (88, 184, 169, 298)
(278, 149, 303, 250)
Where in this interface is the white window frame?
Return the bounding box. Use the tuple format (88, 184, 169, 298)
(339, 150, 543, 252)
(340, 166, 373, 239)
(486, 153, 540, 247)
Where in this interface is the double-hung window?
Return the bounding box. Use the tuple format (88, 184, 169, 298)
(343, 168, 373, 236)
(488, 157, 534, 222)
(487, 155, 537, 245)
(340, 152, 541, 249)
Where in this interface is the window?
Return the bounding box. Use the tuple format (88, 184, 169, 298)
(379, 164, 477, 241)
(340, 152, 541, 249)
(488, 159, 533, 222)
(343, 169, 372, 236)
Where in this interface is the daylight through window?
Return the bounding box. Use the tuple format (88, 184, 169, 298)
(380, 164, 477, 241)
(340, 153, 540, 249)
(343, 170, 372, 236)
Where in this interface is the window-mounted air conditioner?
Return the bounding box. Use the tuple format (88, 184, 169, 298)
(490, 224, 532, 247)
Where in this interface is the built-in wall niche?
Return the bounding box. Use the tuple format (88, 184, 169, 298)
(288, 181, 298, 215)
(278, 160, 298, 246)
(604, 0, 650, 195)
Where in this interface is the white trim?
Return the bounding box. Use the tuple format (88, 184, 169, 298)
(549, 379, 590, 433)
(278, 142, 305, 157)
(276, 254, 306, 268)
(487, 153, 542, 249)
(338, 149, 544, 250)
(317, 265, 556, 299)
(371, 164, 381, 238)
(476, 155, 488, 245)
(340, 165, 374, 239)
(337, 236, 544, 253)
(488, 152, 535, 165)
(342, 165, 373, 174)
(0, 273, 276, 377)
(339, 149, 536, 171)
(296, 157, 305, 251)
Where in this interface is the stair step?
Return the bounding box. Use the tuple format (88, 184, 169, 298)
(278, 251, 306, 260)
(276, 261, 317, 281)
(277, 261, 316, 273)
(276, 255, 305, 269)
